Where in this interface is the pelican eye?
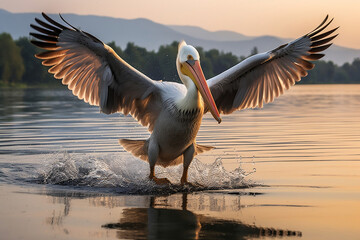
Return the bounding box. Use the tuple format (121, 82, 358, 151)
(187, 55, 194, 60)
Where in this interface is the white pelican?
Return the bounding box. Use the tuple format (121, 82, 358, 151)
(30, 14, 338, 185)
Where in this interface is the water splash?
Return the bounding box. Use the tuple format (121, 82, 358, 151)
(35, 151, 252, 194)
(238, 156, 257, 177)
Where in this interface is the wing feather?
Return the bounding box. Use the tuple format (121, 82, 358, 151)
(30, 13, 167, 132)
(42, 56, 65, 66)
(208, 16, 338, 114)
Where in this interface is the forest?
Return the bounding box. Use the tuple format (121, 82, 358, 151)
(1, 32, 360, 87)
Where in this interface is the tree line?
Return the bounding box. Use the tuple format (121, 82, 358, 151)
(1, 32, 360, 87)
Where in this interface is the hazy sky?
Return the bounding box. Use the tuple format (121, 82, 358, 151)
(1, 0, 359, 49)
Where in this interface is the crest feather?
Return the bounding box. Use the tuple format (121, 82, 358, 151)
(178, 40, 187, 50)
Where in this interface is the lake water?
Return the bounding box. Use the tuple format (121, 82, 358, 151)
(0, 84, 359, 239)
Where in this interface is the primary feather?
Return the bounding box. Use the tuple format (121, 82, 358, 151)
(207, 15, 338, 114)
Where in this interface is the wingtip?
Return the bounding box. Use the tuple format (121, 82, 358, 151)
(58, 13, 77, 31)
(324, 14, 329, 22)
(58, 13, 66, 25)
(308, 15, 336, 38)
(59, 13, 65, 22)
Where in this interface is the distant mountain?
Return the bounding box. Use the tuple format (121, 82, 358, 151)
(168, 25, 253, 41)
(0, 9, 189, 51)
(1, 9, 359, 65)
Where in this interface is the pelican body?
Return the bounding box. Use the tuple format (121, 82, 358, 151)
(30, 14, 338, 185)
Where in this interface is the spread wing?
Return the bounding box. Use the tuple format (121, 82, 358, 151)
(30, 13, 169, 132)
(207, 15, 338, 114)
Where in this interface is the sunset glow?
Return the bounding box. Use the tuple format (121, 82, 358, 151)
(0, 0, 359, 49)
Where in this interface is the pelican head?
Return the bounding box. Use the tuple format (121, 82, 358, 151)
(176, 41, 221, 123)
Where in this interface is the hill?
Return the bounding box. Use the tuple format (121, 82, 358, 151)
(1, 9, 359, 65)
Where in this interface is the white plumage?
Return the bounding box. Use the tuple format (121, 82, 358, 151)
(30, 14, 338, 185)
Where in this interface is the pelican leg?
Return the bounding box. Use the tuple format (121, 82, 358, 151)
(181, 144, 195, 185)
(148, 139, 170, 185)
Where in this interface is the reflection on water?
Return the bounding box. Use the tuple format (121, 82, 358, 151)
(104, 207, 201, 240)
(40, 189, 301, 240)
(102, 194, 301, 240)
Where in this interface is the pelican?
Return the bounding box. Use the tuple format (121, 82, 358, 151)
(30, 14, 338, 185)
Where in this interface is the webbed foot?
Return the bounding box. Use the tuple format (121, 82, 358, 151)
(151, 176, 171, 185)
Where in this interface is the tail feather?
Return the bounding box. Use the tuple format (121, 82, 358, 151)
(195, 144, 215, 155)
(119, 139, 214, 164)
(119, 139, 148, 161)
